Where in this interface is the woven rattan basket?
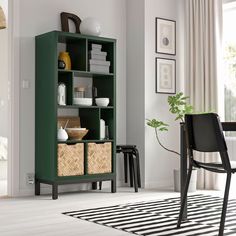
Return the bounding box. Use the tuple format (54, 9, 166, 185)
(87, 142, 112, 174)
(58, 143, 84, 176)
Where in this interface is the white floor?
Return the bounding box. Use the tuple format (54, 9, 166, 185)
(0, 187, 228, 236)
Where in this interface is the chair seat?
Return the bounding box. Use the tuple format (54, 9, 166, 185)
(196, 161, 236, 172)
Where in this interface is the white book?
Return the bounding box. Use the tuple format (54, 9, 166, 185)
(90, 50, 107, 56)
(90, 59, 110, 66)
(89, 54, 106, 61)
(91, 48, 102, 53)
(92, 44, 102, 50)
(90, 65, 110, 73)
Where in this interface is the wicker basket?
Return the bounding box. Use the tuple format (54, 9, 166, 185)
(87, 142, 112, 174)
(58, 143, 84, 176)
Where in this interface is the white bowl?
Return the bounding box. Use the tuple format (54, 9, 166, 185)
(73, 98, 92, 106)
(95, 98, 109, 107)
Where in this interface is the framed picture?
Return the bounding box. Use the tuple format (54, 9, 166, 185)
(156, 57, 176, 94)
(155, 17, 176, 55)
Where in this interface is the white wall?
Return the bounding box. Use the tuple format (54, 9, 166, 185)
(127, 0, 186, 189)
(18, 0, 126, 195)
(144, 0, 185, 189)
(126, 0, 145, 186)
(0, 0, 8, 138)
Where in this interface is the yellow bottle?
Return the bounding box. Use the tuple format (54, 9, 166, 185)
(58, 52, 71, 70)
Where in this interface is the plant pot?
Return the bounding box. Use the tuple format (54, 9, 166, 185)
(173, 168, 197, 192)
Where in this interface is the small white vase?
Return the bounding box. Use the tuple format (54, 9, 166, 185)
(57, 127, 68, 141)
(80, 17, 101, 36)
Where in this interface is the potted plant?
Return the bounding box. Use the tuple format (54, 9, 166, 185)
(147, 92, 197, 192)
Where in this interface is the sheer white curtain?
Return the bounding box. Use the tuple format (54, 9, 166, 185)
(185, 0, 223, 189)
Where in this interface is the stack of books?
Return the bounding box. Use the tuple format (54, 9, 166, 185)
(89, 44, 110, 73)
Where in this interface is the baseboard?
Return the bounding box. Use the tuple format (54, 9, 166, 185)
(17, 180, 125, 197)
(144, 180, 173, 190)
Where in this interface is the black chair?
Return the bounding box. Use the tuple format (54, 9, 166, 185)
(116, 145, 141, 192)
(177, 113, 236, 236)
(99, 145, 141, 192)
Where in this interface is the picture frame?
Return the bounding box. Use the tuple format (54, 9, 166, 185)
(155, 17, 176, 55)
(156, 57, 176, 94)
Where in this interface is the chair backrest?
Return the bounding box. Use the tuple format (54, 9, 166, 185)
(185, 113, 230, 170)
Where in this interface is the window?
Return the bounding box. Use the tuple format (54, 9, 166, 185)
(223, 2, 236, 136)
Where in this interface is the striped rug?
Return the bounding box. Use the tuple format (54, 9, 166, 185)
(63, 194, 236, 235)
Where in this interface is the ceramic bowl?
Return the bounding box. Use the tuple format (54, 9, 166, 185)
(95, 98, 109, 107)
(73, 98, 92, 106)
(65, 128, 88, 140)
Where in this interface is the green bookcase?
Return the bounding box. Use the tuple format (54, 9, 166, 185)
(35, 31, 116, 199)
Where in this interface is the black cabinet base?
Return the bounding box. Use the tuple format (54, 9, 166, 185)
(35, 176, 116, 200)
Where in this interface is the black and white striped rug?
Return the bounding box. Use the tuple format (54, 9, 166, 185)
(63, 194, 236, 235)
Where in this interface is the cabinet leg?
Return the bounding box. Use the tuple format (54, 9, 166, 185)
(111, 179, 116, 193)
(52, 184, 58, 200)
(99, 181, 102, 190)
(35, 179, 40, 196)
(92, 182, 97, 190)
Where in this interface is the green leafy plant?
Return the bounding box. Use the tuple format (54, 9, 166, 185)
(168, 92, 193, 122)
(146, 119, 180, 156)
(147, 92, 193, 157)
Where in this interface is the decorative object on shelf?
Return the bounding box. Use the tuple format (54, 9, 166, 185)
(92, 86, 98, 105)
(57, 127, 68, 141)
(100, 119, 105, 139)
(73, 97, 92, 106)
(80, 17, 101, 36)
(95, 98, 109, 107)
(105, 126, 109, 140)
(58, 51, 71, 70)
(58, 116, 81, 129)
(58, 83, 66, 105)
(60, 12, 81, 33)
(58, 60, 66, 69)
(65, 128, 88, 140)
(0, 6, 6, 29)
(74, 87, 85, 98)
(155, 17, 176, 55)
(156, 57, 176, 94)
(89, 44, 110, 73)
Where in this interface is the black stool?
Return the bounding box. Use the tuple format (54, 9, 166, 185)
(99, 145, 141, 192)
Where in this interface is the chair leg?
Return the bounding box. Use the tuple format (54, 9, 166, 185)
(129, 154, 134, 187)
(219, 173, 231, 236)
(132, 156, 138, 192)
(177, 163, 193, 228)
(133, 148, 141, 188)
(124, 153, 128, 183)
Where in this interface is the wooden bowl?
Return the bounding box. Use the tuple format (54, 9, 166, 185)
(65, 128, 88, 140)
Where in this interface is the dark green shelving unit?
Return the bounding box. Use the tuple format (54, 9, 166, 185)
(35, 31, 116, 199)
